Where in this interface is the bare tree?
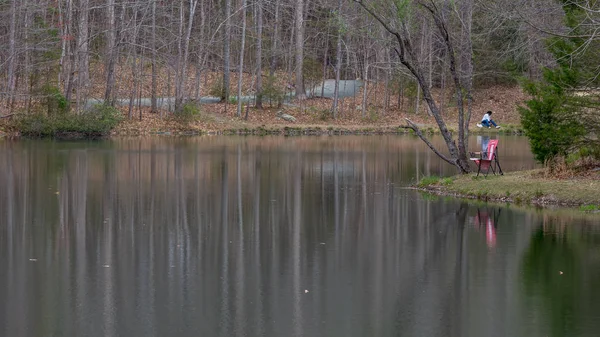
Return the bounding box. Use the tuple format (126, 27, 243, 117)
(255, 0, 264, 109)
(457, 0, 474, 154)
(236, 0, 248, 117)
(175, 0, 199, 113)
(269, 0, 281, 77)
(104, 0, 117, 105)
(295, 0, 307, 100)
(0, 0, 574, 129)
(332, 0, 344, 118)
(353, 0, 472, 173)
(76, 0, 90, 113)
(6, 0, 18, 109)
(63, 0, 76, 105)
(151, 0, 158, 114)
(223, 0, 232, 101)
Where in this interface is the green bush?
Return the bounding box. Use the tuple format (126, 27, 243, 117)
(518, 75, 586, 164)
(41, 85, 69, 115)
(14, 104, 123, 138)
(262, 75, 285, 107)
(519, 0, 600, 165)
(172, 102, 202, 123)
(14, 113, 55, 136)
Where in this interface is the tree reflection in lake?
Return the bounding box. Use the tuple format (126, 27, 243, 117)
(0, 137, 596, 337)
(520, 214, 600, 337)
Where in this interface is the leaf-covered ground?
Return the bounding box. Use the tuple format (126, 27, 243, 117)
(1, 63, 527, 135)
(107, 83, 527, 135)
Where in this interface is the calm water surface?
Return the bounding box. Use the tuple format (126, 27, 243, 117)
(0, 135, 599, 337)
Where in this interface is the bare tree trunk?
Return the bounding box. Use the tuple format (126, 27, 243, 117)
(194, 0, 206, 101)
(128, 57, 137, 119)
(294, 0, 306, 100)
(361, 60, 368, 118)
(398, 77, 403, 108)
(138, 47, 144, 120)
(6, 0, 18, 109)
(77, 0, 90, 113)
(151, 0, 158, 114)
(255, 0, 263, 108)
(166, 67, 172, 112)
(428, 23, 433, 90)
(104, 0, 117, 104)
(222, 0, 232, 101)
(332, 0, 343, 119)
(194, 61, 202, 101)
(286, 24, 295, 90)
(415, 79, 421, 114)
(63, 0, 76, 105)
(236, 0, 248, 117)
(458, 0, 474, 158)
(24, 0, 31, 112)
(384, 50, 391, 114)
(128, 7, 140, 119)
(176, 0, 199, 112)
(321, 36, 328, 98)
(269, 0, 280, 77)
(440, 65, 445, 115)
(175, 0, 184, 112)
(58, 0, 69, 87)
(415, 19, 427, 115)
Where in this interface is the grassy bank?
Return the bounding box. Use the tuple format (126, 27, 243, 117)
(418, 169, 600, 211)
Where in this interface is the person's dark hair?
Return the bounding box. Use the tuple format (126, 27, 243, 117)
(487, 110, 493, 115)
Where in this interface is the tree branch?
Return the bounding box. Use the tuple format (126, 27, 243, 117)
(515, 7, 595, 39)
(403, 118, 455, 166)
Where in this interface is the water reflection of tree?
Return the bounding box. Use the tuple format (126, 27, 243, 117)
(521, 216, 600, 337)
(0, 139, 575, 336)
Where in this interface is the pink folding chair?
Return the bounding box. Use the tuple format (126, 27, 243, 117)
(470, 139, 504, 177)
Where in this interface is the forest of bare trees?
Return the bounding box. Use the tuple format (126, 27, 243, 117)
(1, 0, 598, 172)
(1, 0, 575, 116)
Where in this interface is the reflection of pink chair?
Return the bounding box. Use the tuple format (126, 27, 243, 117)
(485, 217, 496, 248)
(470, 139, 504, 177)
(473, 208, 501, 248)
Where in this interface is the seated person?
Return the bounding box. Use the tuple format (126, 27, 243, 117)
(477, 110, 500, 129)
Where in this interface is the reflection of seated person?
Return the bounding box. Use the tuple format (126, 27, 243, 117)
(480, 136, 490, 157)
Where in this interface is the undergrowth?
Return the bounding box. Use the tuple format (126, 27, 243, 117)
(13, 104, 123, 138)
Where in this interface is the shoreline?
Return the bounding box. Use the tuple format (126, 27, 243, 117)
(1, 122, 524, 139)
(416, 170, 600, 212)
(4, 121, 597, 213)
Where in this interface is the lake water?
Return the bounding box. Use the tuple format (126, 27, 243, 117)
(0, 135, 599, 337)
